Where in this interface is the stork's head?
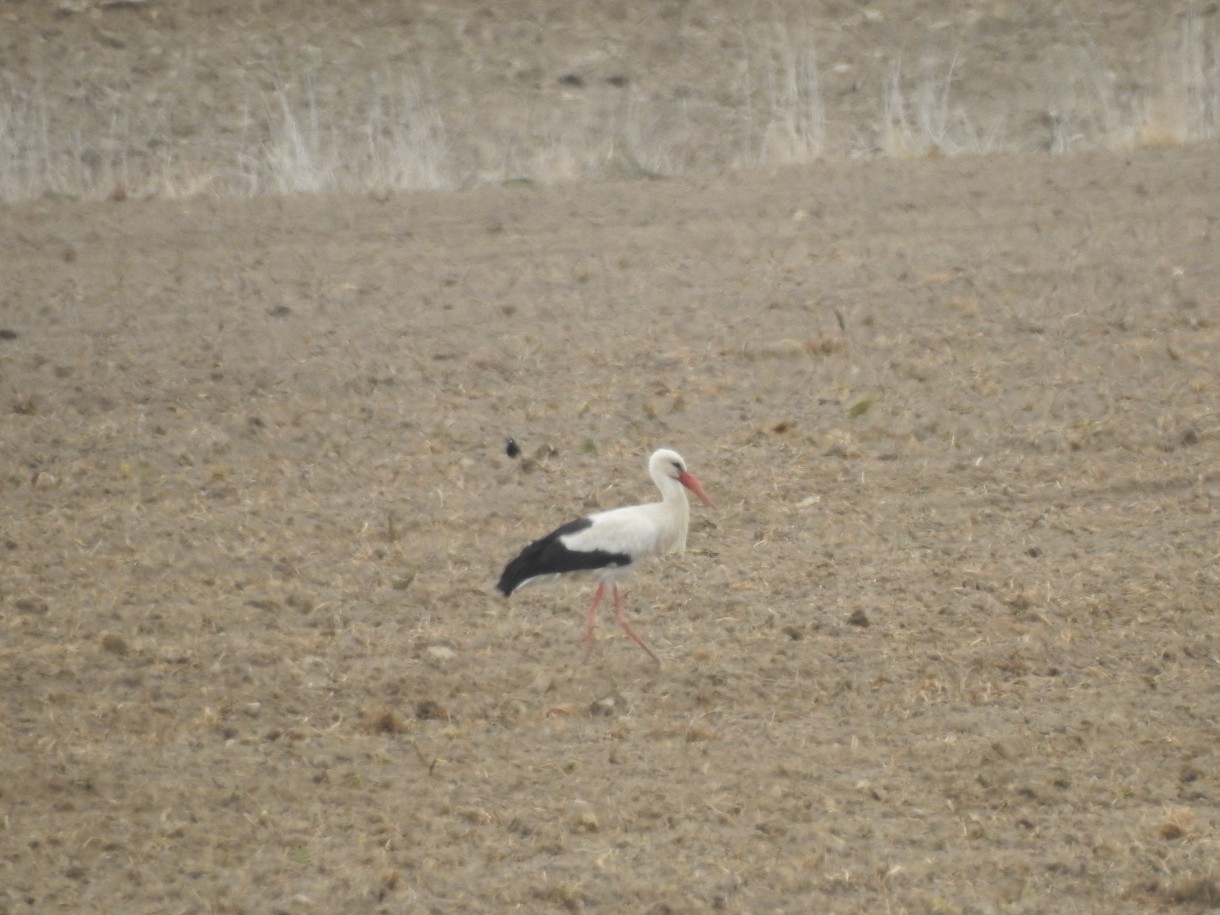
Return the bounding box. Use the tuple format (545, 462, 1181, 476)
(650, 448, 712, 505)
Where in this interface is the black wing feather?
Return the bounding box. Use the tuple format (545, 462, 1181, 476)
(497, 517, 631, 596)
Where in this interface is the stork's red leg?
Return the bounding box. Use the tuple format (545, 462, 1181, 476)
(583, 583, 605, 660)
(612, 585, 661, 664)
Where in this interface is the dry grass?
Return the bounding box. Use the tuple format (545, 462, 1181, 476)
(1045, 8, 1219, 154)
(1, 11, 1217, 202)
(879, 49, 1007, 158)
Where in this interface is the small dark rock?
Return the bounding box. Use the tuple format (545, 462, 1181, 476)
(101, 633, 130, 656)
(415, 699, 449, 721)
(360, 707, 407, 734)
(15, 596, 49, 615)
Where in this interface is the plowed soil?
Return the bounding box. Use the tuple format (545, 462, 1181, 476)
(2, 3, 1219, 913)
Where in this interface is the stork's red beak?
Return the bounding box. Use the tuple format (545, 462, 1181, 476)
(678, 471, 713, 506)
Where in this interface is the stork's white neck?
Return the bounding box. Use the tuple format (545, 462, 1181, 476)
(652, 467, 691, 554)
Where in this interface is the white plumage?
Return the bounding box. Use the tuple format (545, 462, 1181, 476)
(497, 448, 712, 662)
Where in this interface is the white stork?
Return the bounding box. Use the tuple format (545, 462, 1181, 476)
(497, 448, 712, 663)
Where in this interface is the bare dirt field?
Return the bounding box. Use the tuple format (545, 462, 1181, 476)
(2, 2, 1220, 914)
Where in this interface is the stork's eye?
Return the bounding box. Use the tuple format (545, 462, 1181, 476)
(671, 461, 684, 473)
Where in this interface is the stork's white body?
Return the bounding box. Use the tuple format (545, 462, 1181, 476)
(570, 498, 686, 565)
